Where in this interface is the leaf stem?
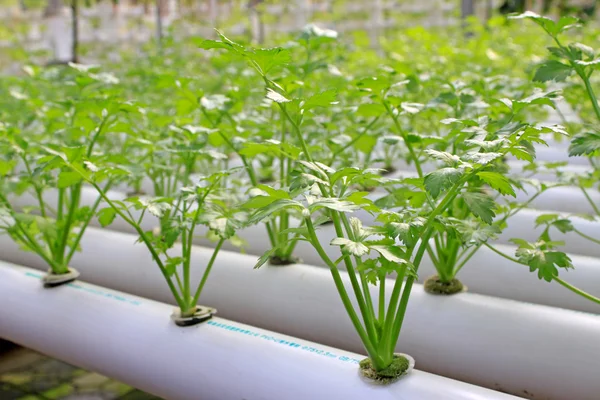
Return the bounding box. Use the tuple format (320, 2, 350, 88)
(453, 245, 479, 277)
(328, 116, 380, 165)
(55, 184, 81, 266)
(579, 186, 600, 217)
(203, 108, 278, 250)
(382, 100, 424, 178)
(377, 265, 406, 357)
(87, 114, 109, 158)
(87, 181, 185, 309)
(191, 238, 225, 306)
(378, 273, 386, 324)
(574, 228, 600, 245)
(304, 216, 383, 367)
(484, 242, 520, 264)
(553, 276, 600, 305)
(65, 180, 114, 264)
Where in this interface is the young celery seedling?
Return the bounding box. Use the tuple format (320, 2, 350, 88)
(506, 13, 600, 305)
(373, 85, 570, 292)
(197, 30, 339, 265)
(0, 65, 126, 286)
(70, 158, 243, 324)
(239, 75, 525, 381)
(118, 119, 230, 234)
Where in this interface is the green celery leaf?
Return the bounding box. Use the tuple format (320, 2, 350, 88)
(303, 89, 337, 110)
(533, 60, 573, 82)
(248, 199, 304, 225)
(477, 171, 516, 197)
(461, 192, 496, 225)
(330, 237, 369, 256)
(249, 48, 291, 75)
(569, 132, 600, 156)
(424, 167, 463, 198)
(57, 171, 83, 188)
(97, 207, 117, 227)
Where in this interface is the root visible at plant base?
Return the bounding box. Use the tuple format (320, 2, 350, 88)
(359, 355, 410, 383)
(268, 256, 299, 266)
(424, 274, 464, 295)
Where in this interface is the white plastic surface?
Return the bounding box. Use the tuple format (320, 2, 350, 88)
(527, 146, 590, 165)
(3, 188, 600, 313)
(514, 184, 600, 215)
(1, 230, 599, 399)
(46, 14, 73, 62)
(0, 262, 519, 400)
(392, 158, 592, 182)
(15, 183, 600, 256)
(6, 183, 600, 310)
(498, 208, 600, 258)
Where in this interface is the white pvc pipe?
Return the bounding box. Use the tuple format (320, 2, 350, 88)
(525, 146, 590, 165)
(8, 187, 600, 312)
(47, 13, 73, 62)
(506, 159, 592, 182)
(514, 185, 600, 215)
(392, 158, 591, 183)
(364, 183, 600, 228)
(1, 229, 598, 399)
(290, 227, 600, 314)
(330, 166, 599, 221)
(0, 262, 517, 400)
(416, 244, 600, 313)
(498, 208, 600, 259)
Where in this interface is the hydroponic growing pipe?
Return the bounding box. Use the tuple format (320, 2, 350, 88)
(1, 229, 598, 399)
(6, 188, 600, 312)
(0, 262, 519, 400)
(11, 182, 600, 258)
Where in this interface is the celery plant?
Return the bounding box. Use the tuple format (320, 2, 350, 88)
(196, 27, 341, 265)
(506, 12, 600, 305)
(0, 65, 125, 286)
(72, 159, 243, 322)
(195, 31, 565, 380)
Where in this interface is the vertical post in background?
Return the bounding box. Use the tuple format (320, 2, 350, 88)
(485, 0, 493, 21)
(430, 0, 445, 27)
(249, 1, 264, 44)
(155, 0, 163, 48)
(45, 0, 73, 63)
(168, 0, 178, 20)
(296, 0, 310, 29)
(370, 0, 383, 50)
(71, 0, 79, 63)
(461, 0, 475, 36)
(209, 0, 218, 29)
(44, 0, 63, 17)
(461, 0, 475, 19)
